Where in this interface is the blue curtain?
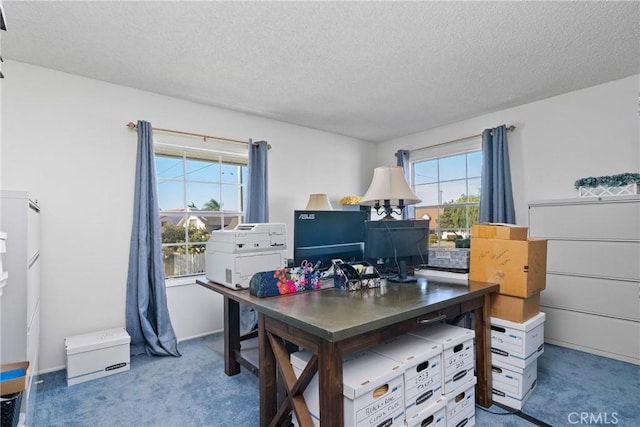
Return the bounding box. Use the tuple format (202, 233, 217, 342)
(242, 139, 269, 333)
(245, 140, 269, 223)
(126, 120, 181, 357)
(396, 149, 413, 219)
(479, 125, 516, 224)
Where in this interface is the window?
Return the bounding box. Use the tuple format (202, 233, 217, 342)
(155, 148, 247, 278)
(411, 141, 481, 247)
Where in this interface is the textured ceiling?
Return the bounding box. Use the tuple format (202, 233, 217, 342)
(2, 1, 639, 142)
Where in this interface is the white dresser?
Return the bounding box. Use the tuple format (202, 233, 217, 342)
(528, 195, 639, 365)
(1, 190, 41, 423)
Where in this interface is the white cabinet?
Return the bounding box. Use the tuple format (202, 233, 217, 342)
(528, 195, 640, 365)
(1, 190, 41, 424)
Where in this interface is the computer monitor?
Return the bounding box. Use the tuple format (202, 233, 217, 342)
(364, 219, 429, 282)
(293, 210, 368, 271)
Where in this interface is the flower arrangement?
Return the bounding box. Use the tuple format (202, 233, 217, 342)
(574, 173, 640, 189)
(339, 195, 362, 205)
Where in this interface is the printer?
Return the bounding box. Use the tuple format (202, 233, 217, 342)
(205, 223, 287, 290)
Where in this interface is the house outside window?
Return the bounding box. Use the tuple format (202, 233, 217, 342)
(155, 148, 247, 278)
(410, 137, 482, 247)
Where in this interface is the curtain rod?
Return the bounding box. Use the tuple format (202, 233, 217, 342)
(125, 122, 271, 149)
(397, 124, 516, 155)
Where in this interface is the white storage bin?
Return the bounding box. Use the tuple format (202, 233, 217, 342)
(445, 376, 476, 427)
(65, 328, 130, 386)
(490, 312, 545, 369)
(405, 395, 446, 427)
(492, 358, 537, 410)
(369, 333, 442, 419)
(290, 349, 405, 426)
(410, 323, 475, 394)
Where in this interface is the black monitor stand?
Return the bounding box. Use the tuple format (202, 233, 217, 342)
(387, 259, 418, 283)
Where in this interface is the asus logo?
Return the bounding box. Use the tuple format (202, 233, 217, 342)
(298, 213, 315, 220)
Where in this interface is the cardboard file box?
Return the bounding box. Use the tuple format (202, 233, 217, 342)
(65, 328, 130, 386)
(469, 238, 547, 298)
(410, 324, 475, 394)
(0, 361, 29, 396)
(290, 350, 405, 426)
(471, 224, 528, 241)
(446, 376, 477, 427)
(405, 395, 447, 427)
(490, 313, 545, 369)
(369, 333, 443, 420)
(490, 293, 540, 323)
(492, 359, 538, 410)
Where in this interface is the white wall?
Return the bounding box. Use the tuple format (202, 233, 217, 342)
(378, 75, 640, 225)
(1, 60, 376, 372)
(4, 59, 638, 372)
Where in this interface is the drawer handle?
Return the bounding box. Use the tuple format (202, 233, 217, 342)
(417, 314, 446, 325)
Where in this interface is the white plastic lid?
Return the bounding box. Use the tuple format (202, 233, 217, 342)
(65, 328, 130, 355)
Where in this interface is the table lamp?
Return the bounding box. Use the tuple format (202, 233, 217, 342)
(305, 193, 333, 210)
(360, 166, 421, 220)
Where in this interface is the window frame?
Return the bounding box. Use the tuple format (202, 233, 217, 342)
(155, 145, 248, 280)
(409, 136, 482, 247)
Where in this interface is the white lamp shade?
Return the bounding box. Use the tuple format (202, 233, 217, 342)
(305, 193, 333, 210)
(360, 166, 421, 206)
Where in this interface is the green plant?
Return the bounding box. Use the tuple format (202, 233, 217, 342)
(574, 173, 640, 189)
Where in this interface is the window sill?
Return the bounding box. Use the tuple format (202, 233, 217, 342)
(166, 275, 206, 288)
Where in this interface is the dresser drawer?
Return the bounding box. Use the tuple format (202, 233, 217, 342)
(546, 240, 640, 280)
(541, 274, 640, 321)
(542, 306, 640, 364)
(529, 198, 640, 240)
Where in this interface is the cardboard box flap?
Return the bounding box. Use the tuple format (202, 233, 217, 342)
(65, 328, 131, 355)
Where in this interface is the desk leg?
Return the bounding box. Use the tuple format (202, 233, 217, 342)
(318, 340, 343, 427)
(475, 293, 493, 407)
(224, 296, 241, 376)
(259, 313, 277, 427)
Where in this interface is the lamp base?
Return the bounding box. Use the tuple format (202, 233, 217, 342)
(386, 259, 416, 282)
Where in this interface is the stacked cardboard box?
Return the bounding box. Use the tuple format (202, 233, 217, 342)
(290, 349, 406, 426)
(470, 223, 547, 322)
(469, 223, 548, 410)
(410, 324, 477, 427)
(369, 334, 443, 420)
(490, 313, 545, 409)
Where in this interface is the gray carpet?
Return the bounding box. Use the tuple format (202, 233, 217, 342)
(32, 334, 639, 426)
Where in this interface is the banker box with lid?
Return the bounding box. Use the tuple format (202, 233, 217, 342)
(446, 376, 477, 427)
(490, 312, 545, 369)
(405, 395, 446, 427)
(369, 333, 443, 419)
(65, 328, 130, 386)
(492, 358, 538, 410)
(410, 324, 475, 394)
(290, 349, 405, 426)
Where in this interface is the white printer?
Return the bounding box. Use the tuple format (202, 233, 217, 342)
(205, 223, 287, 290)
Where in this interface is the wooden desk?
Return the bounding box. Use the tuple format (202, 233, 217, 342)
(197, 278, 498, 427)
